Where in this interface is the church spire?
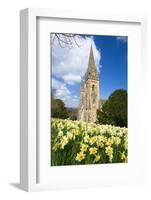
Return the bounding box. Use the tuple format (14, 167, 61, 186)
(88, 45, 95, 67)
(86, 45, 99, 81)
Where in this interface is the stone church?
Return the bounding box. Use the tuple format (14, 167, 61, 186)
(78, 45, 100, 123)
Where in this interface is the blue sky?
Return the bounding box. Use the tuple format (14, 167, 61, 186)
(94, 35, 127, 98)
(51, 34, 127, 107)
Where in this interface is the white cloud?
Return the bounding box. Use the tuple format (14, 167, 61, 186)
(52, 77, 79, 107)
(116, 36, 127, 43)
(52, 78, 70, 98)
(62, 73, 81, 85)
(52, 35, 101, 85)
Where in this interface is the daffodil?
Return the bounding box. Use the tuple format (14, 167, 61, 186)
(96, 141, 104, 148)
(80, 144, 88, 152)
(94, 155, 101, 162)
(89, 136, 97, 145)
(72, 128, 80, 136)
(83, 134, 90, 143)
(105, 146, 113, 158)
(76, 152, 85, 162)
(89, 147, 98, 155)
(60, 136, 68, 149)
(58, 130, 63, 137)
(113, 136, 121, 145)
(66, 131, 73, 140)
(124, 137, 128, 149)
(106, 138, 113, 146)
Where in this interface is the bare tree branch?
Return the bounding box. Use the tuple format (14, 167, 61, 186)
(52, 33, 82, 49)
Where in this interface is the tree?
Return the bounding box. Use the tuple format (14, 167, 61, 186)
(67, 108, 78, 120)
(51, 98, 69, 119)
(97, 89, 127, 127)
(51, 33, 82, 49)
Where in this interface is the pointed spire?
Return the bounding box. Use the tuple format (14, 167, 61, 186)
(88, 45, 95, 67)
(86, 45, 99, 80)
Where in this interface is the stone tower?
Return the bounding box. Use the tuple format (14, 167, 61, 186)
(78, 45, 99, 123)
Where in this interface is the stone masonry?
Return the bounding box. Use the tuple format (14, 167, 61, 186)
(78, 45, 100, 123)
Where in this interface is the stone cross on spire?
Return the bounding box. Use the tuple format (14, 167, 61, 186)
(86, 45, 99, 81)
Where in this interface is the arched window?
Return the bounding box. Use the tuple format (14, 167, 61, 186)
(92, 84, 95, 91)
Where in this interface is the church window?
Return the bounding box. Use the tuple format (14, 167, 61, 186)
(92, 85, 96, 104)
(92, 84, 95, 91)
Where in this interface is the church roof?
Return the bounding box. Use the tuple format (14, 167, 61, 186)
(85, 45, 99, 81)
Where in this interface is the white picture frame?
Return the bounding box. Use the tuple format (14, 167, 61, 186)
(20, 8, 147, 192)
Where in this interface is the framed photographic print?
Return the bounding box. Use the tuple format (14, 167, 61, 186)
(20, 8, 147, 191)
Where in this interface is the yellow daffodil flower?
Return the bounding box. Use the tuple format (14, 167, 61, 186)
(76, 152, 85, 162)
(80, 144, 88, 152)
(94, 155, 101, 162)
(89, 147, 98, 155)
